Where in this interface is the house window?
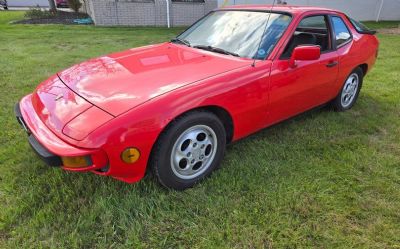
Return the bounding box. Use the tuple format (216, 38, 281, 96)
(171, 0, 205, 3)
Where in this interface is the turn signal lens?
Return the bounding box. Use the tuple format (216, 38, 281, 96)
(61, 156, 91, 168)
(121, 148, 140, 164)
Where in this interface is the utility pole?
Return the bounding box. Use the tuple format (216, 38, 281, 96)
(376, 0, 384, 22)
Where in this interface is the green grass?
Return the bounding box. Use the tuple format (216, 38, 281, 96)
(363, 21, 400, 30)
(1, 12, 400, 248)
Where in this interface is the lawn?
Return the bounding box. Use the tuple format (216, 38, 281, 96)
(1, 11, 399, 248)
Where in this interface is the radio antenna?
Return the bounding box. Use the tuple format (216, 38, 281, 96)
(252, 0, 277, 67)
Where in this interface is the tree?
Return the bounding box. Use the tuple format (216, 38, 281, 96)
(48, 0, 56, 12)
(68, 0, 82, 13)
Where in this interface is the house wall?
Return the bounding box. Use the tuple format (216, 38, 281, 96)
(85, 0, 217, 26)
(171, 1, 216, 26)
(7, 0, 49, 7)
(218, 0, 400, 21)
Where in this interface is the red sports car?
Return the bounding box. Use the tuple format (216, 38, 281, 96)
(15, 5, 379, 190)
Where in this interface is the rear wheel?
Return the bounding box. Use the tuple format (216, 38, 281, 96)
(150, 111, 226, 190)
(331, 67, 363, 111)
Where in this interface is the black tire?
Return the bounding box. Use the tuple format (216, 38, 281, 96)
(331, 67, 364, 112)
(150, 111, 226, 190)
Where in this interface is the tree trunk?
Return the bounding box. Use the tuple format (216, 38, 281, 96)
(48, 0, 56, 12)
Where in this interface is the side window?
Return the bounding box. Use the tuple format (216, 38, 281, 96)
(299, 16, 327, 29)
(281, 15, 331, 58)
(331, 16, 352, 47)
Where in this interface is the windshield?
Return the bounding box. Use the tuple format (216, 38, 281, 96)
(176, 10, 292, 59)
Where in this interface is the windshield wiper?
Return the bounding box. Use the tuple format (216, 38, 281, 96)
(193, 45, 240, 57)
(171, 38, 191, 47)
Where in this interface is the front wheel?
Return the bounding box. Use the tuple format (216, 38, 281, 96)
(331, 67, 364, 111)
(150, 111, 226, 190)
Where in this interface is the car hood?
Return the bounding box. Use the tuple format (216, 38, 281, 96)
(57, 43, 252, 116)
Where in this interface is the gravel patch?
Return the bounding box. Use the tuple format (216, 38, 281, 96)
(378, 27, 400, 35)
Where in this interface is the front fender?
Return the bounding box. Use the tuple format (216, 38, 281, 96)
(85, 60, 272, 183)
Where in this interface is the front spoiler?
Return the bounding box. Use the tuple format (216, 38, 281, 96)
(28, 134, 63, 166)
(15, 103, 62, 166)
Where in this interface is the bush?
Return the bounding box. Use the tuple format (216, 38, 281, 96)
(68, 0, 82, 13)
(24, 6, 55, 19)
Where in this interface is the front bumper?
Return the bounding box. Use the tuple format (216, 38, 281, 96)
(15, 95, 108, 171)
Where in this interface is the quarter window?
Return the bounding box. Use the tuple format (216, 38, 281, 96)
(331, 16, 352, 47)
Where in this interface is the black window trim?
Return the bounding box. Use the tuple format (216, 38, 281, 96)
(329, 15, 353, 50)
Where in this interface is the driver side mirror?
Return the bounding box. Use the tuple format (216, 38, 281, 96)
(289, 45, 321, 68)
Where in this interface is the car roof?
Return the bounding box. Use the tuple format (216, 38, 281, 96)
(221, 5, 341, 15)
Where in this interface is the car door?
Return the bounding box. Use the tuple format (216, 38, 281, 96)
(266, 14, 339, 124)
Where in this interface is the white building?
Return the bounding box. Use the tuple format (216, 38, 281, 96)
(6, 0, 400, 22)
(219, 0, 400, 21)
(7, 0, 49, 7)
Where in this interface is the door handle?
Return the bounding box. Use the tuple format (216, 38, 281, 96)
(326, 61, 338, 68)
